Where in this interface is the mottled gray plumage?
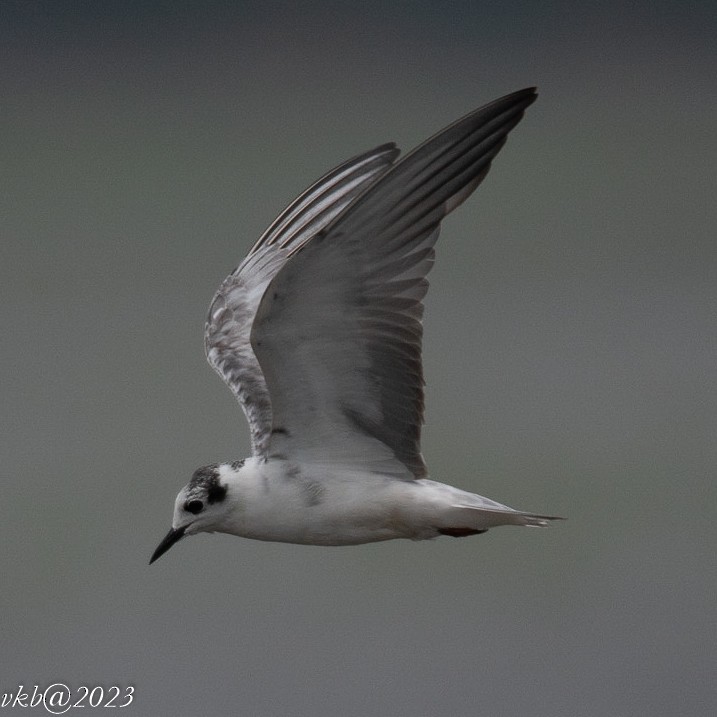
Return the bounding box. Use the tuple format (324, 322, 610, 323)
(205, 144, 399, 457)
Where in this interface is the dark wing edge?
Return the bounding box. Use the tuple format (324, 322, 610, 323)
(322, 88, 538, 255)
(248, 143, 400, 257)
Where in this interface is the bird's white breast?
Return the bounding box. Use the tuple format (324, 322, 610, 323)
(216, 458, 437, 545)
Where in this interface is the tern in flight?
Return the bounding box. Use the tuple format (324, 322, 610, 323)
(151, 87, 559, 564)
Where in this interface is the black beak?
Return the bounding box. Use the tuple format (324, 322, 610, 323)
(149, 525, 187, 564)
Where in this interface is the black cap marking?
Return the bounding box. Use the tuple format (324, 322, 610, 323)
(188, 464, 228, 504)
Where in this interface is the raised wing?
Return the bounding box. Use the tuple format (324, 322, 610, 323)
(251, 88, 537, 478)
(205, 144, 400, 456)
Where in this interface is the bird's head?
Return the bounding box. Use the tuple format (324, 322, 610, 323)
(150, 463, 233, 564)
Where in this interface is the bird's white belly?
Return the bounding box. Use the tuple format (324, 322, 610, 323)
(222, 463, 438, 545)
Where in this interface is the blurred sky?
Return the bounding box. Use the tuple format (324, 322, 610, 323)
(2, 1, 716, 715)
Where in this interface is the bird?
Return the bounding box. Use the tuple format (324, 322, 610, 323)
(150, 87, 559, 564)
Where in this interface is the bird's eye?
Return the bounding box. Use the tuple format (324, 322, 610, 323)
(184, 499, 204, 514)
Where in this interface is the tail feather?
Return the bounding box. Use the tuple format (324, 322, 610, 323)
(443, 504, 563, 531)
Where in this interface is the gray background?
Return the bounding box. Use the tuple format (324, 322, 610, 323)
(2, 1, 715, 715)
